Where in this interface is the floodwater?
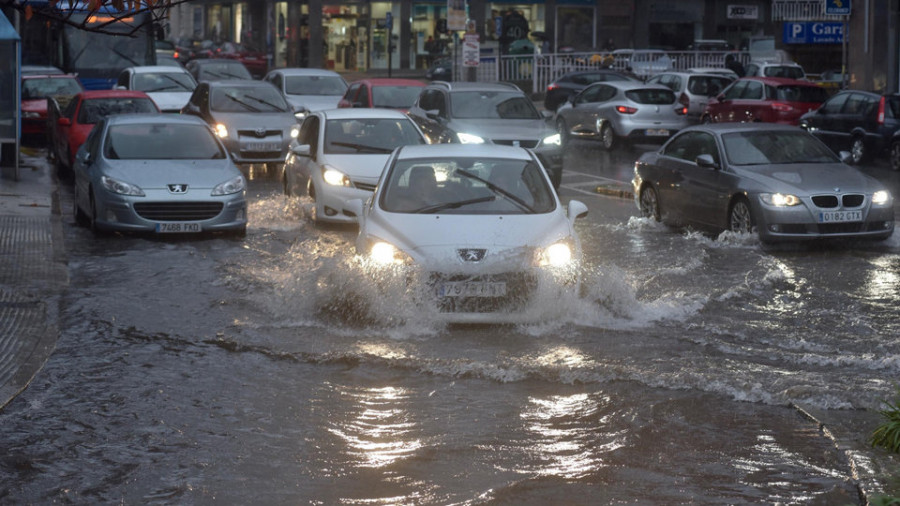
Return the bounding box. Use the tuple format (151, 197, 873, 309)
(1, 161, 899, 505)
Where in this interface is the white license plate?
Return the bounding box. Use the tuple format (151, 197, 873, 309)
(646, 129, 670, 136)
(438, 281, 507, 298)
(817, 210, 863, 223)
(243, 142, 279, 152)
(156, 222, 201, 233)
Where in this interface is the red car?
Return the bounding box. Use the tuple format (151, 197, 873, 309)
(701, 77, 829, 125)
(214, 41, 268, 79)
(21, 74, 84, 137)
(49, 90, 159, 172)
(337, 78, 426, 112)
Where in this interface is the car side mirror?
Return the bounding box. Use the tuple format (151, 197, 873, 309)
(696, 154, 719, 169)
(290, 143, 312, 157)
(567, 200, 589, 222)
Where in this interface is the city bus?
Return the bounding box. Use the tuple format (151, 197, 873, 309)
(19, 2, 157, 90)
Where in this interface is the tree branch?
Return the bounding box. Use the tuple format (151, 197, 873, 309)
(1, 0, 194, 36)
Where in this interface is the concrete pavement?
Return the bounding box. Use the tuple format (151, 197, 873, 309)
(0, 148, 67, 410)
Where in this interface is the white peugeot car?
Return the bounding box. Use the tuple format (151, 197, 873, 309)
(283, 108, 427, 224)
(345, 144, 588, 324)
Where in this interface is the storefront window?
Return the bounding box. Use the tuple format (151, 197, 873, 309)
(557, 6, 595, 52)
(324, 4, 361, 71)
(412, 3, 448, 69)
(370, 3, 400, 70)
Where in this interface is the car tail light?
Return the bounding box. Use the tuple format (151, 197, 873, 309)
(547, 83, 559, 91)
(173, 51, 180, 59)
(675, 106, 688, 115)
(878, 96, 885, 125)
(771, 102, 794, 112)
(616, 105, 638, 114)
(679, 92, 690, 108)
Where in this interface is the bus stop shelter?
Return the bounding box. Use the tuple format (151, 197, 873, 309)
(0, 10, 20, 180)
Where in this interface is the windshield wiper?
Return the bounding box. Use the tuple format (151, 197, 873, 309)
(246, 95, 287, 112)
(222, 71, 249, 79)
(160, 74, 191, 91)
(111, 47, 139, 66)
(455, 168, 536, 213)
(413, 195, 496, 214)
(225, 94, 261, 112)
(330, 141, 393, 153)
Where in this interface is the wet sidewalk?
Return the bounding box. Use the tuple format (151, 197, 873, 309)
(0, 149, 67, 409)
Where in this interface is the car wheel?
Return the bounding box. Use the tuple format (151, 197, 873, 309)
(728, 197, 754, 234)
(556, 118, 569, 148)
(89, 193, 103, 236)
(600, 122, 616, 151)
(850, 137, 867, 164)
(891, 141, 900, 171)
(639, 185, 660, 221)
(73, 187, 89, 227)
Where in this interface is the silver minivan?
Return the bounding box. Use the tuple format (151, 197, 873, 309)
(646, 71, 736, 123)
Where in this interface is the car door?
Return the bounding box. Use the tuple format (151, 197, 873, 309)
(675, 132, 734, 229)
(566, 83, 616, 133)
(650, 131, 698, 223)
(710, 80, 747, 122)
(735, 80, 765, 122)
(803, 91, 849, 148)
(287, 114, 320, 191)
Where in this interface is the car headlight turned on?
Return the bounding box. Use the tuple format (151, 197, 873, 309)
(872, 190, 891, 206)
(541, 133, 561, 146)
(322, 166, 351, 187)
(212, 175, 246, 196)
(365, 239, 413, 266)
(101, 175, 144, 196)
(290, 124, 301, 138)
(457, 132, 485, 144)
(760, 193, 802, 206)
(535, 240, 574, 267)
(214, 123, 229, 138)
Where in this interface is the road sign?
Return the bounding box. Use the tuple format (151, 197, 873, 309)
(783, 21, 844, 44)
(463, 34, 479, 67)
(825, 0, 850, 16)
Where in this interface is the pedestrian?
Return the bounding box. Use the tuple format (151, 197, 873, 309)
(725, 53, 745, 77)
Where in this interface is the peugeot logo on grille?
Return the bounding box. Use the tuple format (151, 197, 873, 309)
(458, 248, 486, 262)
(168, 184, 188, 194)
(255, 127, 267, 137)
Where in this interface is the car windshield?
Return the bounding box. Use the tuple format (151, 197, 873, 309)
(371, 86, 423, 108)
(211, 86, 289, 112)
(763, 66, 804, 79)
(624, 88, 676, 104)
(104, 123, 226, 160)
(22, 78, 82, 99)
(380, 157, 555, 214)
(198, 62, 252, 80)
(723, 130, 839, 166)
(450, 91, 541, 119)
(133, 72, 195, 93)
(772, 85, 829, 103)
(78, 98, 158, 124)
(324, 118, 425, 154)
(284, 75, 348, 96)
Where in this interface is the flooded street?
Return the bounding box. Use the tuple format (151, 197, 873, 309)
(1, 146, 899, 504)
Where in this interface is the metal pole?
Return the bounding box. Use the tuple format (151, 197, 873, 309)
(842, 16, 848, 90)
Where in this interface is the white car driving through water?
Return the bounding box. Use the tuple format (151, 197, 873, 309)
(345, 144, 589, 324)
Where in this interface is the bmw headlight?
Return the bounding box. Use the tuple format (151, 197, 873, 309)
(760, 193, 801, 206)
(536, 240, 574, 267)
(457, 132, 485, 144)
(872, 190, 891, 206)
(214, 123, 229, 138)
(322, 166, 351, 187)
(100, 175, 144, 196)
(541, 133, 561, 146)
(212, 175, 246, 196)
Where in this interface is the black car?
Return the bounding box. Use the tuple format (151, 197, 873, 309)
(543, 69, 639, 112)
(799, 90, 900, 165)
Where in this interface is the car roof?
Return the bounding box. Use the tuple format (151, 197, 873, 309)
(684, 122, 803, 135)
(78, 90, 154, 99)
(655, 71, 735, 78)
(270, 68, 343, 77)
(320, 108, 417, 120)
(350, 78, 425, 87)
(554, 69, 634, 80)
(105, 113, 208, 126)
(427, 81, 522, 93)
(126, 65, 191, 74)
(738, 76, 820, 86)
(397, 143, 534, 160)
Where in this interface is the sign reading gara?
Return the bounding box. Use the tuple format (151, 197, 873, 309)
(783, 22, 844, 44)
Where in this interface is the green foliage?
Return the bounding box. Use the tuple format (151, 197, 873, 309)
(868, 495, 900, 506)
(871, 387, 900, 454)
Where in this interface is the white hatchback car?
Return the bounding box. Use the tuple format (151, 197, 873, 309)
(283, 108, 428, 223)
(345, 144, 588, 324)
(263, 68, 349, 120)
(115, 65, 197, 113)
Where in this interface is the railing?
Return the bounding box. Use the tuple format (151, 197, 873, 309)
(452, 51, 756, 96)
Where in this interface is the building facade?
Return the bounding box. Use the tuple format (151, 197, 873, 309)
(164, 0, 900, 93)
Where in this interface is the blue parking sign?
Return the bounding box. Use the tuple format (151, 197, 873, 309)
(825, 0, 850, 16)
